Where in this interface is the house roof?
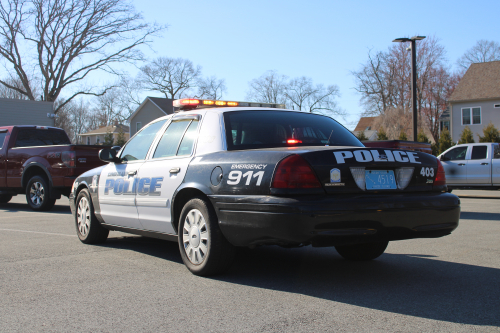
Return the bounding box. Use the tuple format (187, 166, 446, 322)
(354, 116, 379, 131)
(127, 97, 174, 123)
(79, 124, 129, 136)
(449, 61, 500, 102)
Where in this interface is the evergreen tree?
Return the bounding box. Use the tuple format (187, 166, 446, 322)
(458, 126, 475, 144)
(104, 131, 114, 146)
(438, 127, 453, 154)
(356, 131, 368, 141)
(478, 122, 500, 143)
(417, 129, 430, 143)
(115, 127, 127, 146)
(398, 129, 408, 141)
(431, 142, 439, 156)
(376, 127, 388, 140)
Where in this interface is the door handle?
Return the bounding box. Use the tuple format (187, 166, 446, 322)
(458, 163, 466, 166)
(127, 170, 137, 176)
(481, 162, 489, 165)
(170, 167, 181, 173)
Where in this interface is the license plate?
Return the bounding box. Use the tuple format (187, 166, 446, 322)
(365, 170, 397, 190)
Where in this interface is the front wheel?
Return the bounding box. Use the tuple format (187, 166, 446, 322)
(178, 197, 235, 276)
(26, 176, 56, 211)
(75, 189, 109, 244)
(335, 241, 389, 261)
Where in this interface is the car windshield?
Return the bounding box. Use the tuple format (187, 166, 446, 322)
(224, 110, 362, 150)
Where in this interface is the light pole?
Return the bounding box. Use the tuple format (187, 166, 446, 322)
(393, 36, 426, 141)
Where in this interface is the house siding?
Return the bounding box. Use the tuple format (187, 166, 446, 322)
(129, 101, 166, 137)
(451, 99, 500, 142)
(0, 98, 55, 127)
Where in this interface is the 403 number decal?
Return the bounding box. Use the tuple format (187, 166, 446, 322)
(420, 167, 435, 177)
(227, 170, 265, 186)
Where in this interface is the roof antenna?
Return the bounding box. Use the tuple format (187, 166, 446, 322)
(326, 130, 334, 146)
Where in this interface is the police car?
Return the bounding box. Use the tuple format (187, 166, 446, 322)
(69, 98, 460, 276)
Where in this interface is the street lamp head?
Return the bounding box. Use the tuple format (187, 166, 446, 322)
(411, 36, 426, 40)
(393, 38, 411, 43)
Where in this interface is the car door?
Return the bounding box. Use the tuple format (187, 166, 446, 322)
(440, 146, 468, 185)
(98, 119, 168, 228)
(0, 129, 7, 187)
(492, 144, 500, 184)
(466, 145, 491, 184)
(136, 116, 200, 234)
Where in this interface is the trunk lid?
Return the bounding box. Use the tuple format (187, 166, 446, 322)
(299, 147, 439, 193)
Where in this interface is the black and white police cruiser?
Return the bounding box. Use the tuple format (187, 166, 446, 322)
(69, 98, 460, 276)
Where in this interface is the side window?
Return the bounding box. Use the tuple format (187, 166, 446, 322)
(177, 120, 199, 156)
(471, 145, 488, 160)
(121, 119, 167, 162)
(153, 119, 198, 159)
(0, 131, 7, 149)
(443, 146, 468, 161)
(494, 144, 500, 159)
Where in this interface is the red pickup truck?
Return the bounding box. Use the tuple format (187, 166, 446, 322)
(0, 126, 107, 211)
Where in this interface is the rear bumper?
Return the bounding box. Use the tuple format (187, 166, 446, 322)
(209, 192, 460, 247)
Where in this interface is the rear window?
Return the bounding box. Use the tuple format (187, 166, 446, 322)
(224, 111, 362, 150)
(15, 128, 71, 147)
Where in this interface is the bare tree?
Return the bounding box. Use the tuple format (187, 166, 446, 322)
(246, 70, 288, 104)
(196, 76, 226, 100)
(373, 107, 412, 140)
(457, 40, 500, 70)
(284, 77, 343, 116)
(0, 0, 163, 112)
(0, 76, 38, 99)
(139, 57, 201, 99)
(55, 98, 92, 143)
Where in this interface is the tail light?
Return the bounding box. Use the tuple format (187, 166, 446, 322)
(271, 154, 321, 189)
(62, 151, 76, 168)
(434, 159, 446, 186)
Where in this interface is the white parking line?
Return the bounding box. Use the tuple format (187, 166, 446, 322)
(0, 228, 76, 237)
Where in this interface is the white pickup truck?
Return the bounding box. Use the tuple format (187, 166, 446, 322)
(438, 143, 500, 189)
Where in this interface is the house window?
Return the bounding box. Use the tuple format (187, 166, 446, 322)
(462, 107, 481, 125)
(136, 122, 142, 133)
(440, 121, 450, 131)
(96, 136, 100, 144)
(87, 137, 90, 145)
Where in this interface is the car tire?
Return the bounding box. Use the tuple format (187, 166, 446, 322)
(335, 241, 389, 261)
(75, 189, 109, 244)
(26, 175, 56, 211)
(178, 197, 236, 276)
(0, 194, 12, 203)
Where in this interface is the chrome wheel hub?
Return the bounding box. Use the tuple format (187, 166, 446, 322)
(29, 182, 45, 206)
(77, 197, 90, 236)
(182, 209, 208, 265)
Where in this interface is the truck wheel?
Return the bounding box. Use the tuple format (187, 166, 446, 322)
(0, 195, 12, 203)
(335, 241, 389, 261)
(26, 175, 56, 211)
(75, 189, 109, 244)
(178, 197, 235, 276)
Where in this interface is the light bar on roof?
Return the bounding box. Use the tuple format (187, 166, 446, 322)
(173, 98, 286, 111)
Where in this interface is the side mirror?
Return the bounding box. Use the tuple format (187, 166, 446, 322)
(111, 146, 121, 152)
(99, 148, 121, 163)
(440, 155, 448, 162)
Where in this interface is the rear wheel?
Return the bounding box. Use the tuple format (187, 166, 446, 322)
(75, 189, 109, 244)
(178, 197, 235, 276)
(335, 241, 389, 261)
(0, 194, 12, 203)
(26, 175, 56, 211)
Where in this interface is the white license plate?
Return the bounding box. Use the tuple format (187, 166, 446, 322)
(365, 170, 397, 190)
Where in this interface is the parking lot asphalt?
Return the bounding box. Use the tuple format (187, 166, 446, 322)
(0, 194, 499, 332)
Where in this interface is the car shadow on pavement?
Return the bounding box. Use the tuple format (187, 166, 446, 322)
(98, 235, 183, 264)
(212, 245, 500, 327)
(0, 202, 71, 214)
(460, 211, 500, 221)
